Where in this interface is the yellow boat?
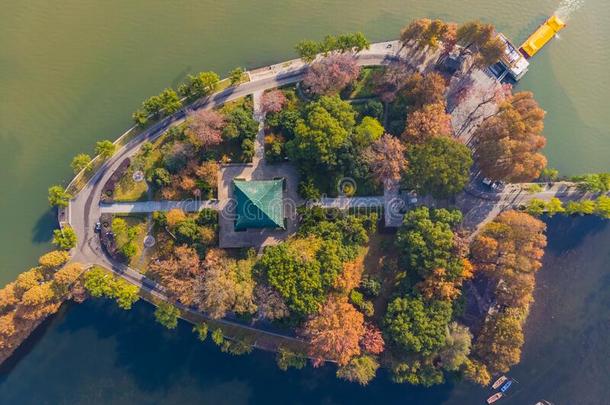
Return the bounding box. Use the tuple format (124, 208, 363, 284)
(519, 15, 566, 58)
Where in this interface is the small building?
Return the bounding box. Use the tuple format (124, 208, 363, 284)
(489, 33, 530, 82)
(233, 179, 285, 231)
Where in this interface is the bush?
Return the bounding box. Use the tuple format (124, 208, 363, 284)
(350, 290, 374, 317)
(360, 275, 381, 297)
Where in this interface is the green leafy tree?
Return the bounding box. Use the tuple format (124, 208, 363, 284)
(70, 153, 92, 174)
(112, 279, 140, 310)
(83, 267, 115, 298)
(353, 116, 384, 147)
(229, 67, 245, 85)
(52, 227, 77, 250)
(384, 296, 452, 355)
(336, 355, 379, 385)
(154, 302, 180, 329)
(403, 137, 472, 198)
(211, 328, 224, 345)
(48, 185, 72, 208)
(193, 323, 209, 342)
(526, 198, 546, 216)
(276, 347, 307, 371)
(438, 322, 472, 371)
(545, 197, 565, 217)
(295, 39, 320, 62)
(179, 71, 220, 99)
(395, 207, 463, 279)
(95, 140, 116, 159)
(595, 195, 610, 218)
(112, 218, 139, 260)
(132, 109, 148, 126)
(390, 358, 444, 387)
(564, 200, 595, 216)
(286, 95, 356, 172)
(575, 173, 610, 193)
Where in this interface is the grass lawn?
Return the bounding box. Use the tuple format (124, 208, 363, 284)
(113, 172, 149, 202)
(342, 66, 384, 100)
(363, 231, 401, 324)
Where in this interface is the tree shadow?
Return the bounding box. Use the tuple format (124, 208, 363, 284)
(544, 215, 607, 253)
(31, 208, 57, 244)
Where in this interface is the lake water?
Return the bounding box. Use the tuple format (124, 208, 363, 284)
(0, 1, 609, 403)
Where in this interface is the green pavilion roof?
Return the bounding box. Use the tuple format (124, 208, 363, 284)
(233, 179, 284, 230)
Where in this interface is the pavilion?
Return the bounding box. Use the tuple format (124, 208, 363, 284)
(233, 179, 285, 231)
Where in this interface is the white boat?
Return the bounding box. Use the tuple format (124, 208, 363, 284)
(487, 392, 503, 404)
(491, 375, 508, 390)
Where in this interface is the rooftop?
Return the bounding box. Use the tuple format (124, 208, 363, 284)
(233, 179, 285, 230)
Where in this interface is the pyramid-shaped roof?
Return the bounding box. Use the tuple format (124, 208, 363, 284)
(233, 179, 284, 230)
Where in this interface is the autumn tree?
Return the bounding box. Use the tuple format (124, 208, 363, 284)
(400, 19, 454, 50)
(261, 90, 288, 114)
(185, 109, 225, 148)
(52, 263, 84, 293)
(303, 295, 365, 366)
(463, 358, 491, 386)
(149, 245, 203, 307)
(373, 61, 414, 103)
(404, 136, 473, 198)
(456, 21, 506, 67)
(474, 91, 547, 182)
(363, 134, 408, 187)
(403, 103, 453, 143)
(254, 285, 289, 321)
(302, 53, 360, 95)
(474, 310, 524, 373)
(401, 72, 447, 109)
(336, 354, 380, 385)
(38, 250, 70, 269)
(199, 249, 257, 319)
(360, 322, 385, 355)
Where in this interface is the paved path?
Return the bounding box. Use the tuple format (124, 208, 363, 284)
(99, 200, 220, 214)
(317, 196, 385, 209)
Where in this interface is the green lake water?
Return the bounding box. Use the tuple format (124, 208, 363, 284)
(0, 1, 608, 403)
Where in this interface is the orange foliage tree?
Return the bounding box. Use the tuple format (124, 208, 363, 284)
(303, 295, 365, 367)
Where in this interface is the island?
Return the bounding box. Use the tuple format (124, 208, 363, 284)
(2, 17, 609, 391)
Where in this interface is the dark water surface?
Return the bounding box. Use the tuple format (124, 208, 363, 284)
(1, 217, 608, 404)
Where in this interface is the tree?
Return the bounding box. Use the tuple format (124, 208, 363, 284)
(179, 71, 220, 99)
(154, 302, 180, 329)
(286, 96, 355, 172)
(132, 109, 148, 126)
(295, 39, 320, 62)
(575, 173, 610, 193)
(390, 358, 444, 386)
(336, 355, 379, 385)
(401, 72, 447, 109)
(276, 347, 307, 371)
(52, 227, 77, 250)
(353, 116, 384, 147)
(112, 217, 139, 260)
(400, 19, 455, 50)
(456, 21, 506, 67)
(192, 323, 209, 342)
(261, 90, 288, 114)
(303, 295, 365, 366)
(48, 186, 71, 208)
(474, 310, 524, 373)
(402, 103, 452, 143)
(199, 249, 257, 319)
(545, 197, 565, 217)
(526, 198, 546, 216)
(71, 153, 92, 174)
(363, 134, 408, 187)
(112, 279, 140, 310)
(383, 296, 452, 355)
(595, 195, 610, 218)
(463, 358, 491, 386)
(229, 67, 244, 85)
(38, 250, 70, 269)
(185, 109, 225, 148)
(302, 54, 360, 96)
(360, 322, 385, 355)
(52, 263, 84, 291)
(438, 322, 472, 371)
(564, 200, 595, 216)
(149, 245, 203, 307)
(254, 285, 289, 321)
(474, 92, 547, 182)
(95, 140, 116, 159)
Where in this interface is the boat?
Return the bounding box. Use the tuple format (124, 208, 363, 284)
(500, 380, 513, 393)
(491, 375, 508, 389)
(487, 392, 503, 404)
(534, 401, 554, 405)
(519, 15, 566, 58)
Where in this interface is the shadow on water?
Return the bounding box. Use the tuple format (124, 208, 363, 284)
(544, 214, 607, 253)
(31, 208, 57, 244)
